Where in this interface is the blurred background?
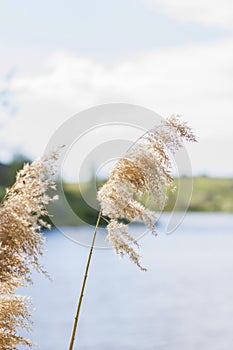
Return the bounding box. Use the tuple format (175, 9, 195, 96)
(0, 0, 233, 176)
(1, 1, 233, 349)
(1, 0, 233, 219)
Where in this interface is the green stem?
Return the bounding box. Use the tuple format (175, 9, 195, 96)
(68, 210, 102, 350)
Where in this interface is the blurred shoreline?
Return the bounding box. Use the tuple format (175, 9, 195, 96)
(47, 177, 233, 226)
(1, 159, 232, 226)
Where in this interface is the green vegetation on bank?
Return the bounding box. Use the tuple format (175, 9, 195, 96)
(61, 177, 233, 213)
(163, 177, 233, 212)
(54, 177, 233, 226)
(0, 177, 232, 226)
(185, 177, 233, 212)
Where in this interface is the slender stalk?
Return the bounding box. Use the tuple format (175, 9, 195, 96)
(68, 210, 102, 350)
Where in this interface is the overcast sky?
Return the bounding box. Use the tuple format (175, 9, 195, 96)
(0, 0, 233, 177)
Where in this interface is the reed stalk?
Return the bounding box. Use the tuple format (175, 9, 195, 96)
(68, 210, 102, 350)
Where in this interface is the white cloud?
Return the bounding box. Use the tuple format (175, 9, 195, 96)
(1, 38, 233, 176)
(144, 0, 233, 29)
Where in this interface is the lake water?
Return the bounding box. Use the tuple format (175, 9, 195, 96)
(18, 213, 233, 350)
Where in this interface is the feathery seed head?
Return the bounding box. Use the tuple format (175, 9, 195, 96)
(97, 115, 196, 270)
(0, 152, 58, 348)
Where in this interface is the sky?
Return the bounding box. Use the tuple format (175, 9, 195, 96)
(0, 0, 233, 178)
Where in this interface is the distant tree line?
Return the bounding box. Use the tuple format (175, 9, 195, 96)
(0, 155, 31, 188)
(1, 157, 232, 226)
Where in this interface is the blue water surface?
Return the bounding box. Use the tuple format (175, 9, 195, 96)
(19, 213, 233, 350)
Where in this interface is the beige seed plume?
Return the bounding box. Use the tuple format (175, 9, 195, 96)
(0, 152, 58, 349)
(97, 115, 196, 270)
(0, 295, 32, 349)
